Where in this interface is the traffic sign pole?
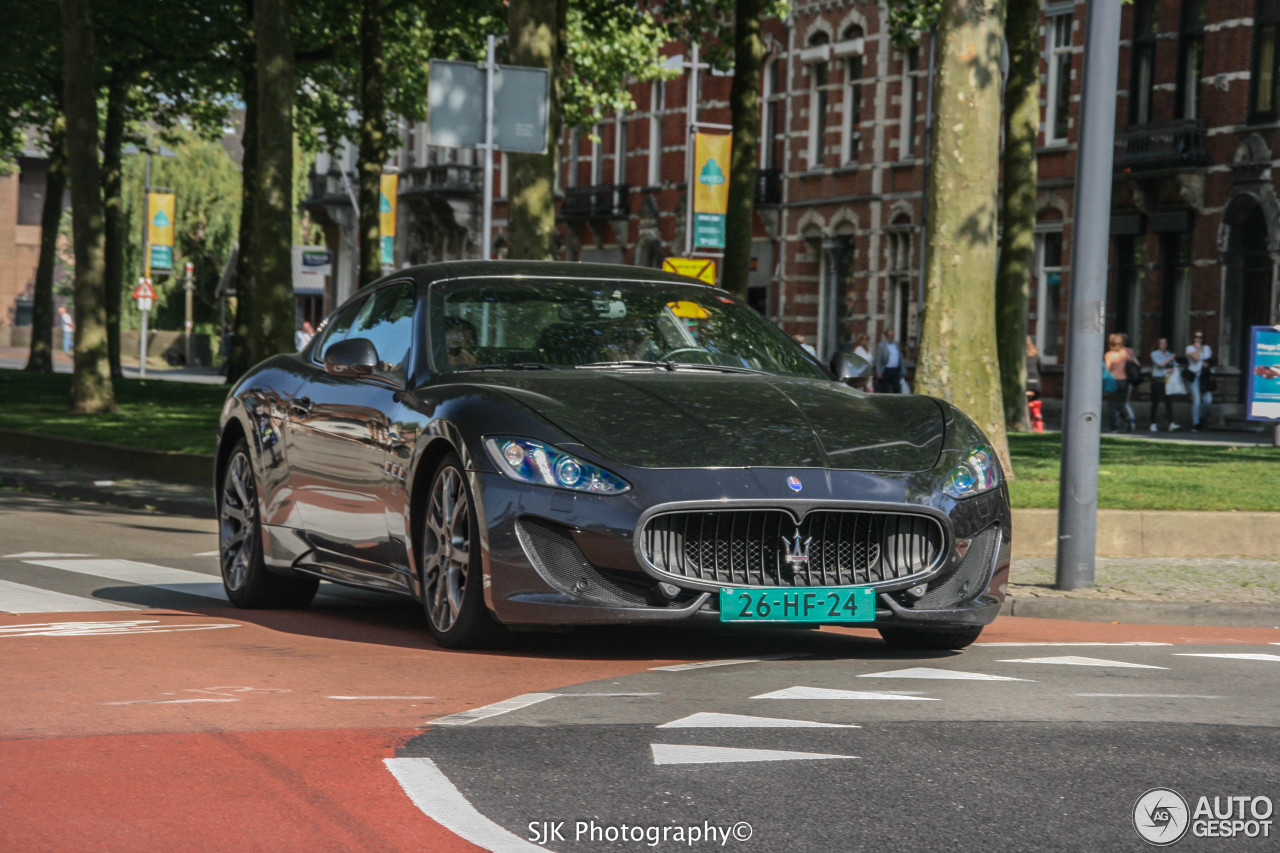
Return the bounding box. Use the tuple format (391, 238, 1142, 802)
(183, 261, 194, 367)
(133, 277, 158, 379)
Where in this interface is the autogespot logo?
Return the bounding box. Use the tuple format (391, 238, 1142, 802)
(1134, 788, 1191, 846)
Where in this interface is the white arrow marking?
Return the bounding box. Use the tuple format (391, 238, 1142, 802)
(2, 552, 95, 559)
(428, 693, 558, 726)
(753, 686, 937, 701)
(0, 579, 134, 613)
(858, 667, 1031, 681)
(385, 758, 547, 852)
(657, 712, 859, 729)
(651, 744, 858, 765)
(650, 653, 812, 671)
(0, 620, 240, 637)
(328, 696, 435, 701)
(1174, 653, 1280, 663)
(193, 551, 221, 557)
(997, 656, 1168, 669)
(1074, 694, 1226, 699)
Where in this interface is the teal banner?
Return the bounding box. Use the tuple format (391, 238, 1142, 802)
(380, 235, 395, 266)
(694, 213, 725, 250)
(149, 245, 173, 271)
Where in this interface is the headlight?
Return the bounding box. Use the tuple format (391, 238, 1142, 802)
(484, 437, 630, 495)
(943, 445, 1001, 499)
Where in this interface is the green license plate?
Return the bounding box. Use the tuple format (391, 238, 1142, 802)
(719, 586, 876, 623)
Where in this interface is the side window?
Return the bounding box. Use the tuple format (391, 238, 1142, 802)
(348, 282, 416, 377)
(316, 296, 369, 360)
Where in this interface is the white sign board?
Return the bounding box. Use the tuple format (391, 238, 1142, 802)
(427, 60, 550, 155)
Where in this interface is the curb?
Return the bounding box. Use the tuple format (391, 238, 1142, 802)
(0, 428, 214, 488)
(1001, 597, 1278, 628)
(0, 471, 215, 519)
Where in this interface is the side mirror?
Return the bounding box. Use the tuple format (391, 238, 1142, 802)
(832, 351, 871, 386)
(323, 337, 378, 376)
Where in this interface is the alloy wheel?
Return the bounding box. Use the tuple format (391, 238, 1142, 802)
(220, 451, 257, 592)
(423, 466, 471, 633)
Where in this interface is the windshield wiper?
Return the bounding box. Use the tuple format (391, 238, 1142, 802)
(450, 362, 557, 373)
(575, 360, 675, 371)
(667, 362, 768, 374)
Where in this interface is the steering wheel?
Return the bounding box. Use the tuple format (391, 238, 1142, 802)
(656, 347, 707, 361)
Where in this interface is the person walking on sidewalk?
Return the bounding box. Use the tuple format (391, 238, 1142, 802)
(1104, 333, 1136, 432)
(1149, 337, 1179, 431)
(1186, 330, 1213, 431)
(57, 306, 74, 355)
(875, 328, 903, 394)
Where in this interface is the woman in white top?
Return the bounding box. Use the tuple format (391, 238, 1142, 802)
(853, 333, 873, 392)
(1186, 330, 1213, 431)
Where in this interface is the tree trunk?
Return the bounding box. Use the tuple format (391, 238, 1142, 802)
(505, 0, 563, 260)
(252, 0, 296, 359)
(357, 0, 387, 287)
(102, 68, 131, 379)
(25, 114, 66, 374)
(915, 0, 1009, 472)
(721, 0, 767, 299)
(227, 29, 259, 384)
(60, 0, 115, 413)
(996, 0, 1039, 432)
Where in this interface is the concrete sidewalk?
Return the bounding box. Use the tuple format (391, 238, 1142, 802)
(2, 444, 1276, 629)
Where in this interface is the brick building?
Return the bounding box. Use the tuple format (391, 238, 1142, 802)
(300, 1, 1280, 421)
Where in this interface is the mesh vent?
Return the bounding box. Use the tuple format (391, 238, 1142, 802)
(516, 517, 651, 606)
(641, 509, 944, 588)
(915, 527, 1000, 609)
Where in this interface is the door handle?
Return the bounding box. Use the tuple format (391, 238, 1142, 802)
(291, 396, 313, 416)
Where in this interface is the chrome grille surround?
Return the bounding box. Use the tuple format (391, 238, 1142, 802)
(637, 505, 949, 591)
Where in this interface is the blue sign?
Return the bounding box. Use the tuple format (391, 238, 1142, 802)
(1246, 325, 1280, 421)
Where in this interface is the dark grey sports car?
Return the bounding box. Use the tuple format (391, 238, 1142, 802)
(216, 261, 1010, 649)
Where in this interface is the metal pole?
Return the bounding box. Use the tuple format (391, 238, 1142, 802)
(142, 153, 151, 280)
(1055, 0, 1122, 591)
(139, 298, 149, 380)
(685, 42, 700, 255)
(183, 261, 194, 366)
(481, 34, 496, 260)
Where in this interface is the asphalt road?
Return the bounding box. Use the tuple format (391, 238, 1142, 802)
(1, 490, 1277, 852)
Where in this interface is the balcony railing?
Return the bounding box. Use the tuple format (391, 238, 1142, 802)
(402, 163, 483, 197)
(559, 184, 629, 221)
(1114, 119, 1208, 173)
(755, 168, 782, 206)
(304, 171, 354, 207)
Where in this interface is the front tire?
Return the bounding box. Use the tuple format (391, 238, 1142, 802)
(421, 453, 504, 648)
(877, 625, 983, 651)
(219, 439, 319, 609)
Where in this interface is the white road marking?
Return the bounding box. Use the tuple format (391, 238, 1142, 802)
(105, 698, 239, 706)
(980, 642, 1172, 647)
(0, 620, 240, 637)
(753, 686, 938, 701)
(997, 656, 1168, 669)
(553, 692, 662, 697)
(24, 559, 228, 600)
(193, 551, 221, 557)
(385, 757, 547, 853)
(858, 667, 1032, 681)
(657, 712, 859, 729)
(651, 744, 858, 765)
(92, 480, 116, 487)
(1174, 653, 1280, 662)
(0, 578, 135, 613)
(2, 552, 96, 559)
(329, 696, 436, 700)
(650, 654, 812, 672)
(1074, 694, 1227, 699)
(427, 693, 559, 726)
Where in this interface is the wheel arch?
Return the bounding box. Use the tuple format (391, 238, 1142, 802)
(407, 436, 461, 601)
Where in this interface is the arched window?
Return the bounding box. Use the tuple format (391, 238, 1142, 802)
(806, 33, 832, 169)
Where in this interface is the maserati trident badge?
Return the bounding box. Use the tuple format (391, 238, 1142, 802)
(782, 530, 813, 566)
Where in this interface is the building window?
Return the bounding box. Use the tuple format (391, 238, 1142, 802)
(1130, 0, 1156, 125)
(1161, 233, 1192, 349)
(886, 223, 915, 351)
(807, 33, 832, 170)
(648, 81, 664, 186)
(899, 47, 919, 160)
(1045, 7, 1073, 144)
(613, 111, 626, 186)
(1176, 1, 1205, 119)
(1253, 0, 1280, 118)
(760, 57, 784, 170)
(564, 129, 577, 189)
(591, 122, 604, 186)
(841, 26, 864, 165)
(1109, 236, 1145, 353)
(1033, 229, 1066, 362)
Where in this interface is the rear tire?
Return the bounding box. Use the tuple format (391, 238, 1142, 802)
(420, 453, 505, 649)
(219, 439, 319, 609)
(877, 625, 983, 651)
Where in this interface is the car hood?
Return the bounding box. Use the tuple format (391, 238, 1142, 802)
(454, 371, 945, 472)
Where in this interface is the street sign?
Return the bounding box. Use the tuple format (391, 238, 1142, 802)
(1246, 325, 1280, 421)
(132, 279, 158, 301)
(663, 257, 717, 285)
(692, 133, 731, 250)
(427, 59, 550, 154)
(134, 277, 156, 379)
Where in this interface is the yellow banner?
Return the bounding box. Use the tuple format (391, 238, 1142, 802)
(380, 174, 398, 237)
(693, 133, 731, 216)
(147, 193, 175, 247)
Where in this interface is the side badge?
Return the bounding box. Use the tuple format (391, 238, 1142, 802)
(786, 476, 802, 492)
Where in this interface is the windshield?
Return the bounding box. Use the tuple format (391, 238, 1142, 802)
(428, 277, 826, 379)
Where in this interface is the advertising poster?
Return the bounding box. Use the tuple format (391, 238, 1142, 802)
(693, 133, 731, 250)
(147, 192, 175, 272)
(1246, 325, 1280, 421)
(380, 173, 398, 265)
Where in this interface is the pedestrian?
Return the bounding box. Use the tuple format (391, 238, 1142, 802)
(1186, 330, 1213, 431)
(295, 320, 315, 351)
(57, 305, 74, 354)
(874, 328, 903, 394)
(1103, 332, 1136, 432)
(1148, 336, 1179, 431)
(793, 333, 818, 358)
(853, 333, 874, 392)
(1025, 336, 1044, 432)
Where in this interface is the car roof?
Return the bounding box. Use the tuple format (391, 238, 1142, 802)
(393, 259, 718, 290)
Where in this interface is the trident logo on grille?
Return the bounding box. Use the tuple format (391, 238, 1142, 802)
(782, 529, 813, 566)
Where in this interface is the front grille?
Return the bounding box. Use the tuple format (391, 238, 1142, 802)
(641, 509, 944, 588)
